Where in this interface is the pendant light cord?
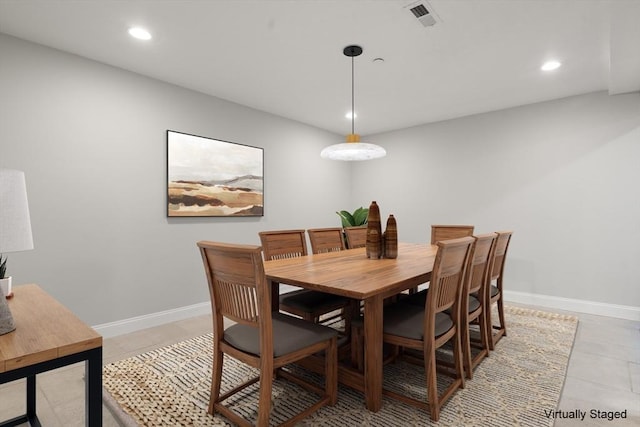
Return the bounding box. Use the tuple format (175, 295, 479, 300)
(351, 54, 355, 135)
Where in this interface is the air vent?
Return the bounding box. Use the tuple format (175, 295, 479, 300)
(410, 4, 429, 18)
(405, 1, 437, 27)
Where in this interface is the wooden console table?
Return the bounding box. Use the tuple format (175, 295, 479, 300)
(0, 284, 103, 426)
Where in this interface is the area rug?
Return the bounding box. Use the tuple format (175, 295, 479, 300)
(103, 306, 578, 426)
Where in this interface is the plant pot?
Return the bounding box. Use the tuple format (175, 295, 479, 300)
(0, 276, 12, 299)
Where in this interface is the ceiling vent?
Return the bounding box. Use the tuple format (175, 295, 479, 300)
(405, 1, 437, 27)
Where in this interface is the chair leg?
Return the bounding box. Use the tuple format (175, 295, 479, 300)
(326, 337, 338, 405)
(477, 309, 490, 361)
(462, 318, 473, 379)
(487, 301, 497, 351)
(209, 345, 224, 415)
(497, 293, 506, 337)
(257, 362, 273, 426)
(487, 295, 507, 350)
(454, 328, 465, 390)
(424, 345, 440, 422)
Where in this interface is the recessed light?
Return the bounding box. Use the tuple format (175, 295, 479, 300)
(345, 111, 357, 119)
(541, 60, 561, 71)
(128, 27, 152, 41)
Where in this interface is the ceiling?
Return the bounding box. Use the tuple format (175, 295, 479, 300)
(1, 0, 639, 136)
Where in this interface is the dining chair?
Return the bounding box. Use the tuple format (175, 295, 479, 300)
(343, 226, 367, 249)
(460, 233, 497, 378)
(405, 224, 475, 295)
(486, 230, 513, 350)
(307, 227, 346, 253)
(307, 227, 356, 336)
(380, 236, 473, 421)
(197, 241, 338, 427)
(259, 230, 350, 327)
(431, 224, 475, 244)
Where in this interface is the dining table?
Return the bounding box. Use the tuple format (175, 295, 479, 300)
(263, 241, 437, 412)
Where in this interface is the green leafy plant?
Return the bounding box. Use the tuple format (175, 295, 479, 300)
(0, 255, 7, 280)
(336, 207, 369, 227)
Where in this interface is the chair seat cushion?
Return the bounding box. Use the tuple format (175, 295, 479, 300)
(382, 303, 454, 341)
(490, 285, 499, 298)
(224, 312, 337, 357)
(279, 289, 348, 313)
(406, 290, 480, 316)
(468, 294, 481, 313)
(472, 285, 499, 300)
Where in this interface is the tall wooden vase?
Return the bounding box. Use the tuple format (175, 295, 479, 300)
(384, 214, 398, 259)
(366, 201, 382, 259)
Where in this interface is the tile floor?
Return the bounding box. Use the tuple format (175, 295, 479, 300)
(1, 305, 638, 426)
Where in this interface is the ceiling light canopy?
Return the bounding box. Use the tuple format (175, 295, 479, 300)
(541, 60, 561, 71)
(321, 45, 386, 161)
(128, 27, 152, 40)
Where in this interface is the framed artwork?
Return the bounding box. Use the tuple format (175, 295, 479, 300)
(167, 130, 264, 217)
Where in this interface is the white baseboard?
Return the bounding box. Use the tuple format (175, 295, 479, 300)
(93, 291, 639, 339)
(93, 301, 210, 338)
(504, 290, 640, 321)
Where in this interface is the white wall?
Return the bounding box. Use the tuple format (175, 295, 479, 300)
(0, 34, 350, 325)
(353, 91, 640, 310)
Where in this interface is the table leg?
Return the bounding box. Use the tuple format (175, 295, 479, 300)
(269, 280, 280, 312)
(363, 295, 383, 412)
(86, 346, 103, 427)
(26, 375, 38, 425)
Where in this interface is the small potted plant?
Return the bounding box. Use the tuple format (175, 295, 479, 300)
(336, 206, 369, 227)
(0, 255, 12, 298)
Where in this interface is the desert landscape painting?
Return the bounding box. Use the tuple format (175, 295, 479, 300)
(167, 131, 263, 217)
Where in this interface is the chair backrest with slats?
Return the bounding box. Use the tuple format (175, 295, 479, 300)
(344, 226, 367, 249)
(490, 231, 513, 283)
(259, 229, 308, 260)
(307, 228, 345, 254)
(427, 237, 474, 315)
(431, 225, 475, 244)
(198, 241, 268, 330)
(466, 233, 498, 297)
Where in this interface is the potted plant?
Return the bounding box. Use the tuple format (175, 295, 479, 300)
(336, 206, 369, 227)
(0, 255, 12, 298)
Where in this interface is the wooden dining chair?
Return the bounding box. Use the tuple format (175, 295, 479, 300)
(380, 236, 473, 421)
(307, 227, 356, 335)
(431, 224, 475, 244)
(259, 230, 350, 327)
(343, 226, 367, 249)
(197, 241, 338, 427)
(486, 230, 513, 350)
(460, 233, 497, 378)
(307, 227, 346, 253)
(404, 224, 475, 295)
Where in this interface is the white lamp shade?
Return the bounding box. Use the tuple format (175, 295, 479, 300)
(320, 142, 387, 161)
(0, 169, 34, 253)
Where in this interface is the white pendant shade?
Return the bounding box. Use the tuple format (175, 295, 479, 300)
(320, 142, 387, 161)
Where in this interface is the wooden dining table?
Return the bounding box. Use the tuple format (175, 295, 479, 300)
(263, 241, 437, 412)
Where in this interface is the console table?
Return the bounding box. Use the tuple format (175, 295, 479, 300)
(0, 284, 103, 426)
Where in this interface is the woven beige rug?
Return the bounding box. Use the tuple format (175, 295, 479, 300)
(103, 306, 578, 426)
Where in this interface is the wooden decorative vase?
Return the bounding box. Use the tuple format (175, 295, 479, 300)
(384, 214, 398, 259)
(366, 201, 382, 259)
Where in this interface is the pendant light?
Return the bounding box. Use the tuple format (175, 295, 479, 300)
(321, 45, 386, 161)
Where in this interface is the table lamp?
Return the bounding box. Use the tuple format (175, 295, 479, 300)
(0, 169, 34, 335)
